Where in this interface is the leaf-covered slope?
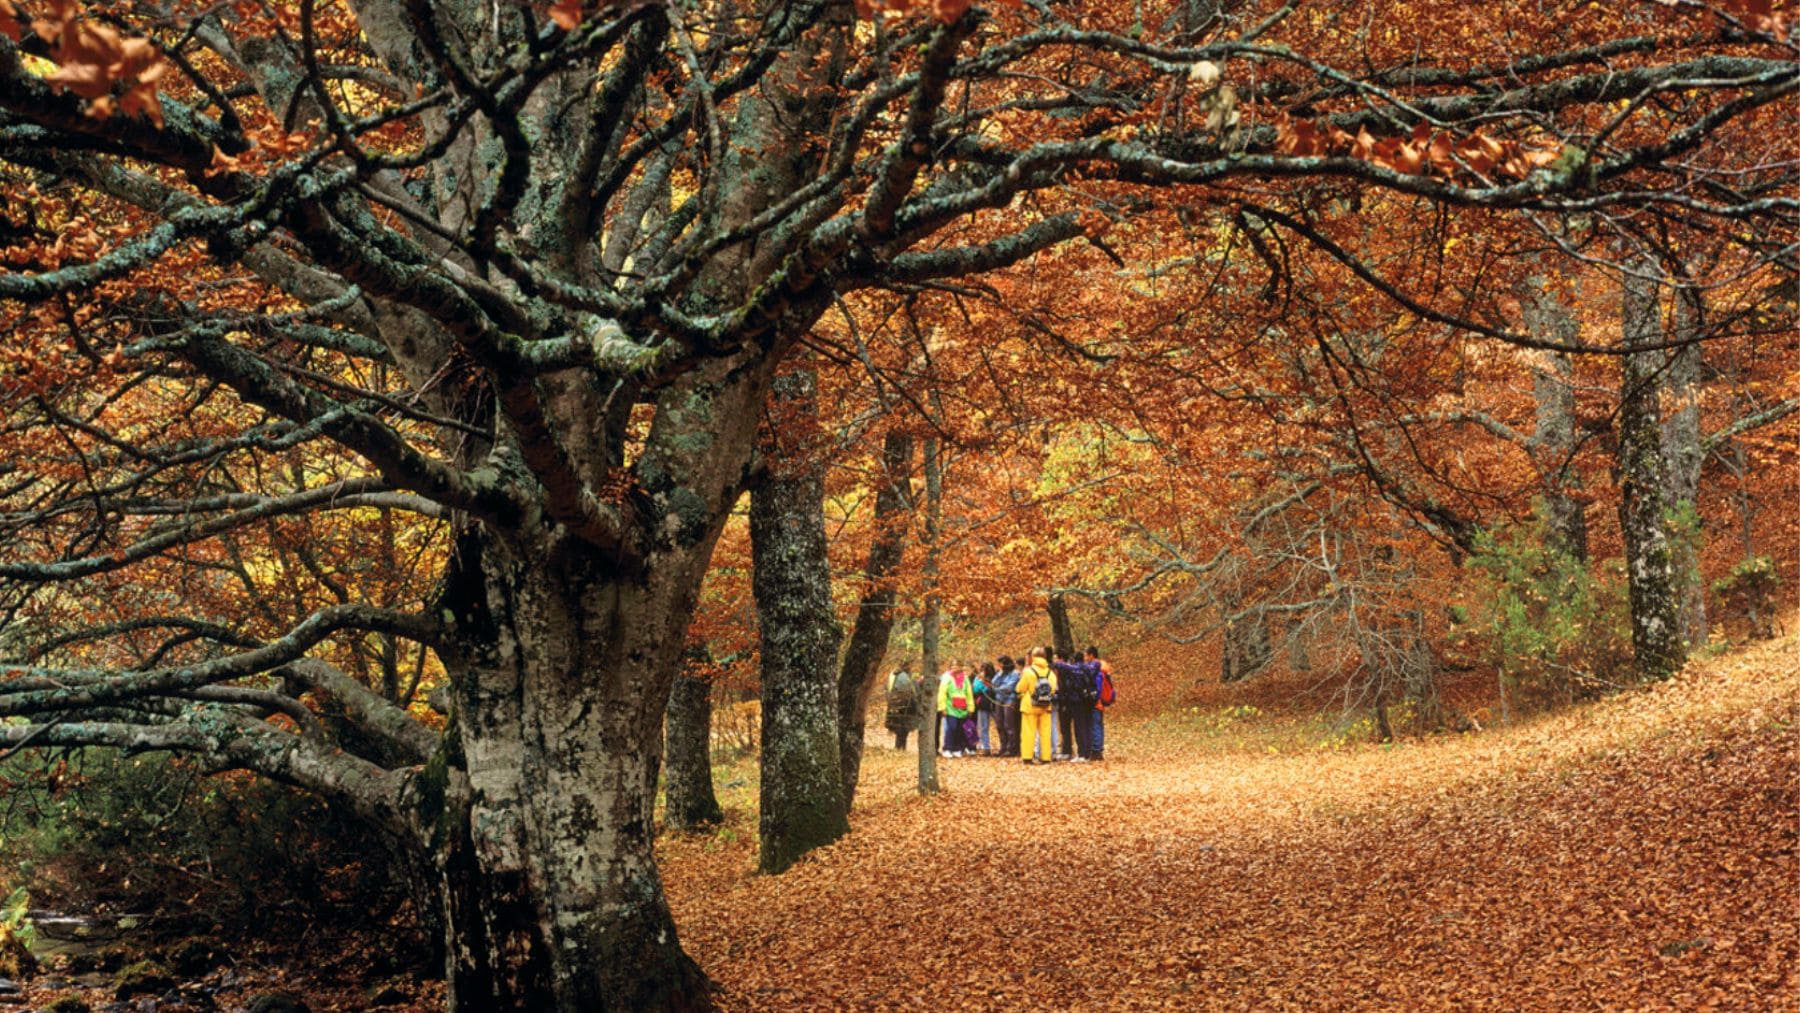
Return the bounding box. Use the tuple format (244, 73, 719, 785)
(662, 628, 1799, 1010)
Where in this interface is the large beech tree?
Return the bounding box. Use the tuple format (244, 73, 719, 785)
(1, 0, 1796, 1007)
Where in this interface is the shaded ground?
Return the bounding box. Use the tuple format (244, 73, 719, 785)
(663, 632, 1800, 1011)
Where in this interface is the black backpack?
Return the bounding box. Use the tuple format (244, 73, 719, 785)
(1069, 663, 1099, 704)
(886, 672, 918, 716)
(1030, 672, 1055, 709)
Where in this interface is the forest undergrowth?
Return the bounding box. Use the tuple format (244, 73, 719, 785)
(662, 625, 1800, 1011)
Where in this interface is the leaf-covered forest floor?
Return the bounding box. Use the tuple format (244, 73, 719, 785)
(663, 628, 1800, 1011)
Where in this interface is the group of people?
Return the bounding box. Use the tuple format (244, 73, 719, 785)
(884, 646, 1118, 763)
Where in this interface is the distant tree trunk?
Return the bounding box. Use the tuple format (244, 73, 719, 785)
(1399, 610, 1440, 730)
(836, 430, 914, 809)
(1522, 275, 1590, 561)
(1220, 586, 1272, 683)
(750, 371, 849, 875)
(1663, 287, 1708, 646)
(1047, 591, 1076, 657)
(663, 669, 722, 831)
(1286, 623, 1312, 672)
(1618, 274, 1688, 682)
(1372, 687, 1394, 742)
(917, 434, 943, 794)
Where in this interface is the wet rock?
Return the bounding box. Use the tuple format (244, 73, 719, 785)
(111, 960, 174, 1000)
(155, 986, 217, 1011)
(160, 940, 228, 979)
(365, 980, 408, 1006)
(62, 947, 130, 975)
(244, 994, 309, 1013)
(0, 977, 17, 994)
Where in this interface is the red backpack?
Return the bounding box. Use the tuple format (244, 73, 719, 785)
(949, 672, 970, 712)
(1097, 663, 1117, 708)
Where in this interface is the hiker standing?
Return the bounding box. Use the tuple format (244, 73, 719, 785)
(938, 663, 976, 757)
(974, 662, 997, 755)
(1017, 649, 1058, 763)
(885, 667, 920, 749)
(1052, 650, 1099, 761)
(992, 656, 1022, 756)
(1086, 646, 1115, 761)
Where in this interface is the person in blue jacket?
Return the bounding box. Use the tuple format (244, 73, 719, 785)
(990, 656, 1022, 756)
(1051, 650, 1101, 761)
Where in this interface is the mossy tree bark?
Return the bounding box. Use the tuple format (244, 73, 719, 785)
(1663, 287, 1708, 646)
(664, 665, 724, 831)
(750, 371, 850, 874)
(1521, 274, 1590, 561)
(917, 434, 943, 794)
(424, 512, 741, 1008)
(1618, 273, 1688, 682)
(836, 430, 915, 809)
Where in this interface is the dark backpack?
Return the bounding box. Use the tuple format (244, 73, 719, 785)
(1030, 673, 1055, 709)
(1063, 662, 1098, 705)
(886, 673, 917, 717)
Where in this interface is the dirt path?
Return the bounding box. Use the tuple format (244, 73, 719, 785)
(662, 633, 1800, 1010)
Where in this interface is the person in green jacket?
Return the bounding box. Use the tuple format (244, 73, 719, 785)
(938, 663, 976, 757)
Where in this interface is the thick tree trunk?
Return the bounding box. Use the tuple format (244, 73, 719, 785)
(917, 435, 942, 794)
(411, 349, 775, 1010)
(423, 537, 714, 1011)
(750, 371, 850, 874)
(664, 668, 723, 831)
(1618, 275, 1687, 683)
(836, 430, 914, 809)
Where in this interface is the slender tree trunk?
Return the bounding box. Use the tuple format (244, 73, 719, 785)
(1618, 274, 1687, 682)
(1522, 274, 1591, 561)
(836, 430, 914, 808)
(1047, 591, 1076, 658)
(750, 371, 850, 874)
(1663, 287, 1708, 646)
(917, 435, 942, 794)
(1399, 609, 1440, 730)
(664, 668, 723, 831)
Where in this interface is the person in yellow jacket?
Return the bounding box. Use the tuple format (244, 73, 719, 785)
(1015, 649, 1058, 764)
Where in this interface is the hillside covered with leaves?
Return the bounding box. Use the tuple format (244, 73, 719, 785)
(663, 625, 1799, 1010)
